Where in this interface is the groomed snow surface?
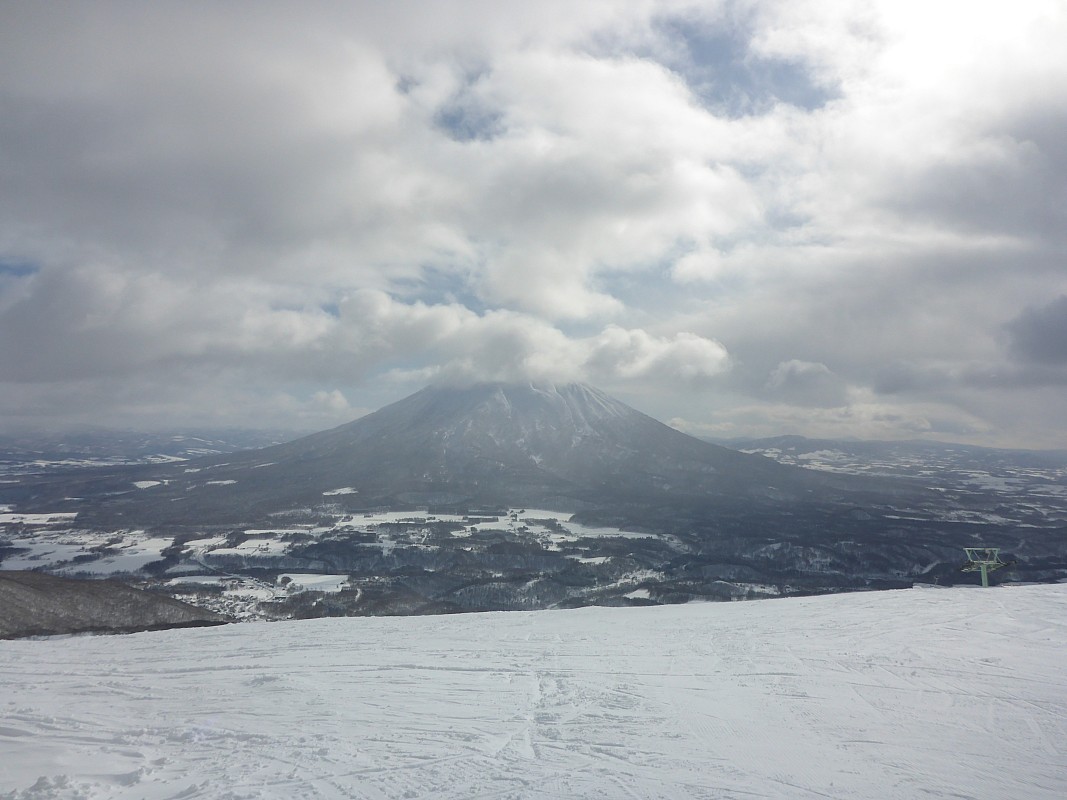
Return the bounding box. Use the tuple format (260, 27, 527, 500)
(2, 585, 1066, 799)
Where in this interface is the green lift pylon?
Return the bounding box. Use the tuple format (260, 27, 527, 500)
(962, 547, 1007, 587)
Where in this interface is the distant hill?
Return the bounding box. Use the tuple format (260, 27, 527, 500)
(718, 434, 1067, 473)
(0, 571, 227, 638)
(0, 428, 298, 474)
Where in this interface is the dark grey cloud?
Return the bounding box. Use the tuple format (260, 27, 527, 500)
(1007, 295, 1067, 365)
(764, 360, 848, 407)
(880, 110, 1067, 242)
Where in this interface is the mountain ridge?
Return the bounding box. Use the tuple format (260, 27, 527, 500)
(0, 571, 226, 638)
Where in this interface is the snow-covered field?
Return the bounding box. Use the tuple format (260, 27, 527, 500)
(1, 508, 669, 582)
(0, 531, 173, 575)
(2, 584, 1065, 799)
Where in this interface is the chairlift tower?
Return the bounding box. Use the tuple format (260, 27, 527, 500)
(961, 547, 1007, 587)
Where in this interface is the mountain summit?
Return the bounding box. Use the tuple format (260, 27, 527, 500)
(32, 382, 903, 525)
(265, 381, 806, 504)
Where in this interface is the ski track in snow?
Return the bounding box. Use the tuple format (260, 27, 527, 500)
(1, 585, 1066, 799)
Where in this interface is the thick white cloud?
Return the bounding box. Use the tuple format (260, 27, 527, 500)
(0, 1, 1064, 445)
(585, 326, 729, 382)
(1007, 296, 1067, 366)
(335, 291, 729, 386)
(0, 278, 730, 428)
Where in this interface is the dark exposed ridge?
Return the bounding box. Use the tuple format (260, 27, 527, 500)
(0, 571, 228, 639)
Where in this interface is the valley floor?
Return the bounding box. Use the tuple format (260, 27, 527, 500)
(1, 585, 1065, 799)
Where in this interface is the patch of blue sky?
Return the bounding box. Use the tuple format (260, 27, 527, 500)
(433, 64, 505, 143)
(0, 258, 39, 279)
(391, 265, 488, 314)
(640, 14, 838, 117)
(591, 261, 700, 318)
(0, 259, 39, 302)
(434, 98, 504, 143)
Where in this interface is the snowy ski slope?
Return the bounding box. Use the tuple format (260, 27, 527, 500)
(2, 584, 1065, 799)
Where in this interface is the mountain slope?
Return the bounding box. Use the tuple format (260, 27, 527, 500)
(27, 382, 917, 525)
(2, 584, 1064, 798)
(249, 382, 828, 500)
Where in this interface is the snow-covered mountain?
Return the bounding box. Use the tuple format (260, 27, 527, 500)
(2, 583, 1064, 799)
(17, 382, 917, 527)
(9, 382, 1067, 612)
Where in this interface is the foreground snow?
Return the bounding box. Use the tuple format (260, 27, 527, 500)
(2, 585, 1065, 799)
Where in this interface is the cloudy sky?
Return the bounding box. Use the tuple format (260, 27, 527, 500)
(1, 1, 1065, 447)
